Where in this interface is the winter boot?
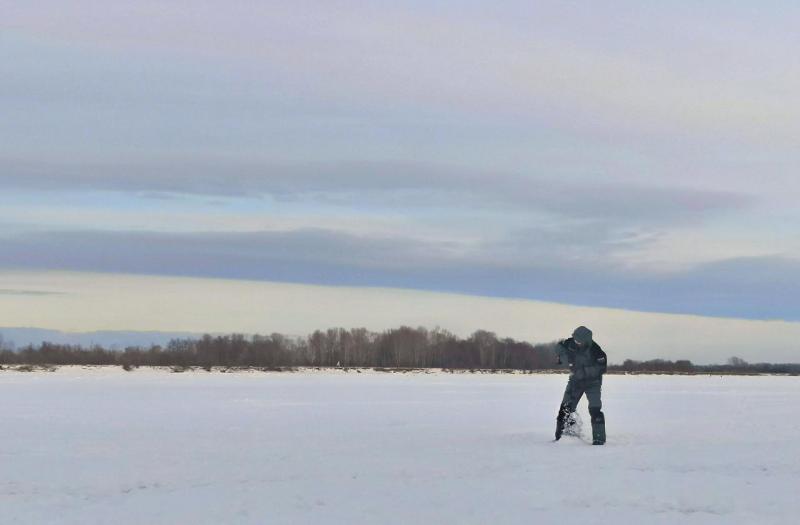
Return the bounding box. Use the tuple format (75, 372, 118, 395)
(589, 407, 605, 445)
(555, 403, 571, 440)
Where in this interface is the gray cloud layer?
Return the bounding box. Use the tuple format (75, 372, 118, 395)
(2, 228, 796, 321)
(0, 158, 751, 223)
(3, 2, 792, 323)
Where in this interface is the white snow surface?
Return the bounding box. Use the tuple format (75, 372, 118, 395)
(2, 367, 798, 524)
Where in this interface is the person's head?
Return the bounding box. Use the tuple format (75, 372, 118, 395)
(572, 326, 593, 347)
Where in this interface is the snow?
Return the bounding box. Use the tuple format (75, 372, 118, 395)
(2, 367, 798, 524)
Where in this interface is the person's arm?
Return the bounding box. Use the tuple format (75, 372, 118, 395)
(594, 346, 608, 375)
(555, 339, 572, 367)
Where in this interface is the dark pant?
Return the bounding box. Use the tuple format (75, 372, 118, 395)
(561, 376, 602, 411)
(556, 377, 605, 443)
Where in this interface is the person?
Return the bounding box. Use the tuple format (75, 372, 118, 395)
(554, 326, 607, 445)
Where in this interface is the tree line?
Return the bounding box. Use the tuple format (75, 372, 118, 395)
(0, 327, 559, 370)
(1, 328, 797, 374)
(611, 357, 800, 375)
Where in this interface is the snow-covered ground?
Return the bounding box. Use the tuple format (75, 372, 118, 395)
(2, 367, 797, 524)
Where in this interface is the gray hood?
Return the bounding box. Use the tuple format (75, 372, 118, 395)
(572, 326, 593, 345)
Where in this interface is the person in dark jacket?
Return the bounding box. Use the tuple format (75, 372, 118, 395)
(554, 326, 607, 445)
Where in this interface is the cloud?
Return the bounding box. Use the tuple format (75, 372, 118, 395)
(0, 289, 64, 296)
(0, 158, 751, 224)
(6, 1, 799, 146)
(1, 228, 797, 321)
(655, 256, 800, 319)
(1, 2, 794, 323)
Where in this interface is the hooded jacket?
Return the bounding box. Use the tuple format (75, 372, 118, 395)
(556, 337, 607, 381)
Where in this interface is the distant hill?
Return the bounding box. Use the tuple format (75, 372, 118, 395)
(0, 327, 200, 350)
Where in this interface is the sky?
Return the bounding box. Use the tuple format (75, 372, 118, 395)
(2, 271, 799, 364)
(1, 2, 799, 358)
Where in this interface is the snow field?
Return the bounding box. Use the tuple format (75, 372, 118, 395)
(2, 367, 798, 524)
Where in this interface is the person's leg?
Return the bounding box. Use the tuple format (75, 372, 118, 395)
(556, 378, 586, 440)
(585, 380, 605, 445)
(568, 382, 586, 412)
(566, 382, 587, 434)
(555, 403, 570, 440)
(555, 377, 578, 440)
